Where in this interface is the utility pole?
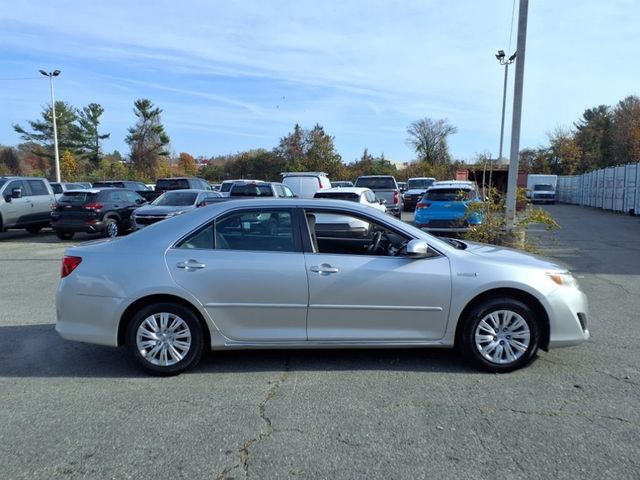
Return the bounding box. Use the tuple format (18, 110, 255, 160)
(505, 0, 528, 231)
(496, 50, 517, 164)
(39, 69, 62, 182)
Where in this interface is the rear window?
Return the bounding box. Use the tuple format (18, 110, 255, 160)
(424, 188, 474, 201)
(156, 179, 190, 190)
(533, 184, 554, 191)
(314, 192, 359, 202)
(355, 177, 396, 189)
(230, 184, 274, 196)
(407, 179, 435, 189)
(59, 192, 99, 203)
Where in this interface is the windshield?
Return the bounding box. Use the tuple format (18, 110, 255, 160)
(533, 184, 554, 191)
(424, 188, 474, 201)
(407, 179, 434, 189)
(152, 191, 198, 206)
(314, 192, 359, 202)
(354, 177, 395, 189)
(93, 181, 122, 188)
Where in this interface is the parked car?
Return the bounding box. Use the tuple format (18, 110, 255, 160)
(331, 181, 354, 188)
(93, 180, 157, 202)
(218, 179, 265, 197)
(50, 187, 146, 239)
(50, 182, 89, 201)
(0, 176, 55, 234)
(313, 187, 387, 237)
(281, 172, 332, 198)
(313, 187, 386, 213)
(132, 189, 222, 229)
(414, 180, 483, 233)
(229, 182, 296, 198)
(354, 175, 402, 217)
(402, 177, 436, 211)
(154, 177, 213, 195)
(56, 198, 589, 376)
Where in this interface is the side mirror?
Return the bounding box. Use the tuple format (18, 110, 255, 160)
(197, 201, 207, 208)
(379, 198, 387, 205)
(12, 187, 22, 199)
(135, 198, 145, 205)
(405, 239, 429, 258)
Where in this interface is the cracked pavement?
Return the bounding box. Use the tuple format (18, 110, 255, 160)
(1, 205, 639, 479)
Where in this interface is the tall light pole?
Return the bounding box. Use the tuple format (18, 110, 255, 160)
(495, 50, 516, 164)
(39, 69, 62, 182)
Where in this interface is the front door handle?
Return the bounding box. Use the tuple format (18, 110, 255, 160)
(310, 264, 339, 276)
(176, 259, 206, 271)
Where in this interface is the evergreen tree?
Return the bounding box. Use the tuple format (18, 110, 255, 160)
(78, 103, 110, 168)
(125, 99, 170, 181)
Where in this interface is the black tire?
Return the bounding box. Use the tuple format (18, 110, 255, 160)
(126, 302, 205, 376)
(103, 218, 119, 238)
(55, 229, 74, 240)
(26, 225, 42, 234)
(458, 298, 539, 373)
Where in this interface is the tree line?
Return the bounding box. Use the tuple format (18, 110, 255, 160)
(519, 95, 640, 175)
(2, 93, 637, 183)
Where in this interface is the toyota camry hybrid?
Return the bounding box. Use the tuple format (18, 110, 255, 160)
(56, 198, 589, 376)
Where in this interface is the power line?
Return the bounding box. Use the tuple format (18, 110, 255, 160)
(508, 0, 517, 54)
(0, 77, 41, 81)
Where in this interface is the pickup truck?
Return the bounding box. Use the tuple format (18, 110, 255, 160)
(353, 175, 403, 217)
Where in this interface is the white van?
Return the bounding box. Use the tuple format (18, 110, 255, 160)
(281, 172, 332, 199)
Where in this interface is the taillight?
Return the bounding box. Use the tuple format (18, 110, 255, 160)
(318, 178, 323, 189)
(416, 202, 431, 209)
(61, 256, 82, 278)
(83, 202, 103, 210)
(393, 191, 399, 204)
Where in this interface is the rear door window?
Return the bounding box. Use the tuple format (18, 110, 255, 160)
(26, 180, 49, 196)
(355, 177, 396, 189)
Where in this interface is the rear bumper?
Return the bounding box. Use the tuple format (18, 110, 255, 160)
(51, 218, 109, 234)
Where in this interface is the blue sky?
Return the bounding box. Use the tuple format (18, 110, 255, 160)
(1, 0, 638, 164)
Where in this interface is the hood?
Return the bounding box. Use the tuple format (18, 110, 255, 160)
(461, 240, 565, 271)
(134, 205, 195, 216)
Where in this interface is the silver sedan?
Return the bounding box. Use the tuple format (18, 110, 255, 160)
(56, 198, 589, 375)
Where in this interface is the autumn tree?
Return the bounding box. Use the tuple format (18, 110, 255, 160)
(125, 99, 170, 181)
(611, 95, 640, 164)
(0, 147, 23, 175)
(406, 118, 457, 165)
(274, 124, 343, 178)
(77, 103, 110, 168)
(177, 152, 198, 176)
(574, 105, 614, 171)
(547, 127, 582, 175)
(60, 149, 78, 181)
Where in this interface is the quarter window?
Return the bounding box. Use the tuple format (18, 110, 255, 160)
(27, 180, 49, 196)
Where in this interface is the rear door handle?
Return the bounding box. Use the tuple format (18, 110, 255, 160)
(176, 259, 206, 271)
(310, 264, 339, 276)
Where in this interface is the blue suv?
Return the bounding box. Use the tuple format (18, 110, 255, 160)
(414, 181, 483, 233)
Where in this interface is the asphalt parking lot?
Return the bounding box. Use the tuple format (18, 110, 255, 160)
(1, 205, 639, 479)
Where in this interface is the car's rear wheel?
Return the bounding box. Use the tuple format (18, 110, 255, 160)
(55, 229, 74, 240)
(103, 218, 118, 238)
(459, 298, 539, 372)
(26, 225, 42, 234)
(126, 302, 205, 376)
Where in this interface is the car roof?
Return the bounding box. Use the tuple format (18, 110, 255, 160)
(158, 189, 213, 194)
(315, 187, 369, 195)
(429, 180, 476, 189)
(280, 172, 328, 177)
(408, 177, 436, 181)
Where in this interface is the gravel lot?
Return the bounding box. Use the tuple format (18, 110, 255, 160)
(1, 205, 638, 479)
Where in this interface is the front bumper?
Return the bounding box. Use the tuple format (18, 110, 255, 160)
(546, 285, 590, 347)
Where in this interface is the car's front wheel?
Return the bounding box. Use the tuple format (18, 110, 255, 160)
(55, 229, 74, 240)
(459, 298, 539, 372)
(126, 302, 205, 376)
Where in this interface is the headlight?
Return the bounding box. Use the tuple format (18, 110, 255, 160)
(547, 271, 579, 288)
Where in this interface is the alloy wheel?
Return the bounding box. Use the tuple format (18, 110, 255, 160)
(135, 312, 192, 367)
(474, 309, 531, 365)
